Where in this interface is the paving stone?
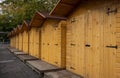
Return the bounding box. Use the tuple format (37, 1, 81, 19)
(0, 46, 40, 78)
(26, 60, 64, 73)
(44, 70, 82, 78)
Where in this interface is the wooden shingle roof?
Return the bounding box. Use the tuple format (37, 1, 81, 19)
(21, 20, 30, 32)
(29, 11, 66, 27)
(50, 0, 80, 17)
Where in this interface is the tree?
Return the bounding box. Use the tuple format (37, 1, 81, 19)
(0, 0, 58, 41)
(0, 0, 58, 31)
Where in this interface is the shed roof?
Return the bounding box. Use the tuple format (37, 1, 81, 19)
(21, 20, 30, 32)
(16, 25, 22, 34)
(11, 30, 14, 37)
(12, 28, 16, 35)
(7, 32, 10, 37)
(29, 11, 66, 27)
(50, 0, 81, 17)
(8, 32, 11, 37)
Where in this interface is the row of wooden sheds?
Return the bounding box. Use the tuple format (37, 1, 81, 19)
(7, 0, 120, 78)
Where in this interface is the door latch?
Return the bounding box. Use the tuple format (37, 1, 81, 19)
(85, 44, 91, 47)
(106, 45, 118, 49)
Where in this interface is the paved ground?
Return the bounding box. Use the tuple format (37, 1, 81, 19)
(0, 46, 40, 78)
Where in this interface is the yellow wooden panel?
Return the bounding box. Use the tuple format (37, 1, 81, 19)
(25, 31, 29, 53)
(29, 27, 40, 59)
(29, 28, 34, 56)
(116, 63, 120, 68)
(117, 53, 120, 58)
(67, 14, 85, 76)
(66, 2, 118, 78)
(33, 28, 40, 58)
(116, 18, 120, 23)
(116, 68, 120, 73)
(116, 28, 120, 33)
(116, 58, 120, 63)
(116, 73, 120, 78)
(116, 13, 120, 18)
(23, 31, 29, 54)
(18, 34, 21, 50)
(41, 20, 66, 68)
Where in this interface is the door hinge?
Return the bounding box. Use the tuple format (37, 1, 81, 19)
(107, 8, 117, 15)
(70, 43, 76, 46)
(70, 67, 76, 70)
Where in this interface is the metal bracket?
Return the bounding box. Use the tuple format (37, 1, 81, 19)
(54, 44, 58, 46)
(54, 62, 58, 64)
(70, 43, 76, 46)
(70, 67, 76, 70)
(107, 8, 117, 15)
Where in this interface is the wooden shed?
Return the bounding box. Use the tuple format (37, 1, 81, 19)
(21, 21, 29, 54)
(18, 25, 23, 51)
(13, 28, 17, 48)
(50, 0, 120, 78)
(15, 26, 20, 49)
(35, 12, 67, 68)
(29, 12, 41, 59)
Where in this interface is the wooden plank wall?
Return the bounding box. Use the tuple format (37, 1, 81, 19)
(29, 27, 40, 58)
(29, 28, 34, 56)
(10, 37, 13, 47)
(33, 28, 40, 58)
(18, 33, 23, 51)
(41, 20, 66, 68)
(66, 1, 119, 78)
(23, 31, 29, 54)
(16, 35, 19, 49)
(116, 3, 120, 78)
(14, 36, 16, 48)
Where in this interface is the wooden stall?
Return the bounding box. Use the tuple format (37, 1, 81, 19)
(18, 25, 23, 51)
(34, 12, 66, 68)
(13, 28, 16, 48)
(50, 0, 120, 78)
(29, 12, 41, 59)
(21, 21, 29, 54)
(15, 26, 20, 49)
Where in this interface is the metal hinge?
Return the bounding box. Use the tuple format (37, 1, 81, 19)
(70, 43, 76, 46)
(107, 8, 117, 15)
(70, 67, 76, 70)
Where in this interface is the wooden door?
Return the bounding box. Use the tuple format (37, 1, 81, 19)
(34, 28, 40, 58)
(47, 25, 54, 64)
(29, 28, 34, 56)
(25, 31, 28, 53)
(67, 14, 85, 76)
(85, 9, 103, 78)
(85, 6, 116, 78)
(53, 27, 60, 66)
(115, 3, 120, 78)
(41, 26, 48, 61)
(18, 34, 21, 50)
(17, 35, 19, 49)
